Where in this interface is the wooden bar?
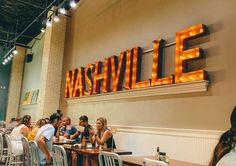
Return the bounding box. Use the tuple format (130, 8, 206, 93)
(65, 147, 132, 166)
(72, 147, 132, 156)
(120, 155, 206, 166)
(53, 140, 76, 145)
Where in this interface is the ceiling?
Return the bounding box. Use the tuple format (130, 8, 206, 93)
(0, 0, 76, 48)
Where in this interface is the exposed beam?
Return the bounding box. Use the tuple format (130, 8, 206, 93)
(15, 0, 72, 17)
(16, 0, 58, 13)
(0, 29, 40, 40)
(0, 39, 31, 49)
(16, 0, 45, 10)
(10, 0, 57, 43)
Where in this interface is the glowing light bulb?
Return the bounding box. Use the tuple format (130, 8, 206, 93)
(59, 8, 66, 15)
(41, 28, 45, 33)
(13, 50, 18, 55)
(46, 20, 52, 27)
(54, 15, 60, 22)
(70, 0, 77, 8)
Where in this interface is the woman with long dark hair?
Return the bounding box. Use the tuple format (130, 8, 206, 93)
(10, 115, 32, 155)
(209, 106, 236, 166)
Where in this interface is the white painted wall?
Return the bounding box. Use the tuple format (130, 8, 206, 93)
(15, 0, 236, 164)
(59, 0, 236, 164)
(19, 35, 45, 120)
(113, 126, 222, 165)
(61, 0, 236, 130)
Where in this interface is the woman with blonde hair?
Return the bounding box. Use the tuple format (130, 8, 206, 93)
(92, 117, 116, 149)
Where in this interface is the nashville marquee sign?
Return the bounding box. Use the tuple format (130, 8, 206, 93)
(65, 24, 208, 98)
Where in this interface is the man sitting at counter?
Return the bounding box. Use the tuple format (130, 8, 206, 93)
(35, 113, 61, 165)
(72, 115, 93, 140)
(57, 117, 79, 142)
(71, 115, 93, 166)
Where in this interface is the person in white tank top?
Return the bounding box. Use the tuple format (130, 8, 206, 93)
(10, 115, 32, 155)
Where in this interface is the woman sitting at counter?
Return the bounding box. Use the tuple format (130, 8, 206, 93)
(10, 115, 32, 155)
(28, 118, 47, 141)
(91, 117, 116, 149)
(209, 106, 236, 166)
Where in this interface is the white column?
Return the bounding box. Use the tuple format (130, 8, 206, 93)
(6, 46, 26, 121)
(37, 15, 67, 119)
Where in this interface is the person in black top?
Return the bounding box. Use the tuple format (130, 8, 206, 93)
(70, 115, 93, 142)
(79, 115, 93, 140)
(71, 115, 93, 166)
(209, 106, 236, 166)
(92, 117, 116, 149)
(56, 109, 63, 117)
(54, 110, 63, 136)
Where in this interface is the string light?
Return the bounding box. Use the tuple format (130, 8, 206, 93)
(0, 86, 6, 89)
(1, 46, 18, 65)
(46, 17, 52, 27)
(59, 7, 67, 15)
(1, 0, 80, 66)
(53, 14, 60, 22)
(70, 0, 77, 8)
(40, 0, 81, 33)
(41, 25, 46, 33)
(12, 50, 18, 55)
